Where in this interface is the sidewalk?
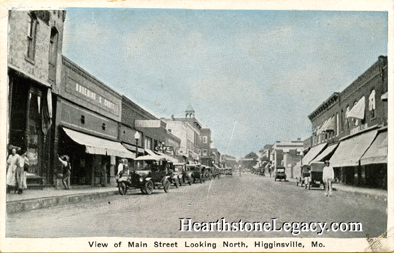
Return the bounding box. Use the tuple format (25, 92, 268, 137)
(288, 178, 387, 201)
(6, 186, 118, 214)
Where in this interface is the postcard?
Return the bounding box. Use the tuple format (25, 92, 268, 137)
(0, 0, 393, 252)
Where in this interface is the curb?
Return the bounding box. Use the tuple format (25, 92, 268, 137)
(332, 187, 387, 201)
(6, 190, 118, 214)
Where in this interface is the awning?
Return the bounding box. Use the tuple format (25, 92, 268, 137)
(63, 127, 135, 159)
(329, 130, 377, 167)
(346, 96, 365, 120)
(135, 149, 163, 161)
(310, 144, 338, 163)
(301, 143, 327, 165)
(320, 116, 335, 132)
(135, 155, 162, 161)
(157, 152, 179, 163)
(360, 131, 388, 165)
(121, 143, 144, 154)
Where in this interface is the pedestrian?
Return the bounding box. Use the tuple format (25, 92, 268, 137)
(101, 162, 108, 187)
(6, 147, 20, 193)
(59, 155, 71, 190)
(323, 160, 334, 197)
(15, 151, 29, 194)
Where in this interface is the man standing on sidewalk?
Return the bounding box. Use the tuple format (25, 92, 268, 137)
(323, 160, 334, 197)
(58, 155, 71, 190)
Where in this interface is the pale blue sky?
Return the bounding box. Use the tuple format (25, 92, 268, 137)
(62, 9, 387, 157)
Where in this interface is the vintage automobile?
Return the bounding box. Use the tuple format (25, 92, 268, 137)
(204, 166, 213, 180)
(225, 168, 233, 176)
(171, 162, 186, 187)
(296, 165, 311, 188)
(305, 162, 325, 190)
(274, 166, 287, 181)
(188, 164, 205, 183)
(212, 166, 220, 179)
(116, 155, 172, 195)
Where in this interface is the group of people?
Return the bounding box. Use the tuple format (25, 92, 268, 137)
(6, 147, 29, 194)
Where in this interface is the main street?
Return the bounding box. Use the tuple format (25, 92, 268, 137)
(6, 173, 386, 238)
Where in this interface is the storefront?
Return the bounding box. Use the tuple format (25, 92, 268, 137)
(8, 67, 54, 185)
(53, 57, 133, 187)
(329, 128, 384, 187)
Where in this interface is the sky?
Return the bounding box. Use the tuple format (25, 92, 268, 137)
(62, 8, 387, 157)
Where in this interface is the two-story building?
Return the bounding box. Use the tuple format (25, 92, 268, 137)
(306, 56, 388, 189)
(53, 57, 134, 187)
(7, 10, 66, 185)
(270, 138, 304, 178)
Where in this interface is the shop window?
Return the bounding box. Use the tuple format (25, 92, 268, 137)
(80, 115, 85, 124)
(369, 89, 376, 119)
(102, 123, 106, 130)
(48, 27, 59, 84)
(27, 13, 38, 61)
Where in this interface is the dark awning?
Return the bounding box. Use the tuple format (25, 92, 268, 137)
(63, 127, 135, 159)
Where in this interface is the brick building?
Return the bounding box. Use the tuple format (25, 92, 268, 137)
(7, 10, 66, 185)
(306, 56, 388, 189)
(53, 57, 133, 187)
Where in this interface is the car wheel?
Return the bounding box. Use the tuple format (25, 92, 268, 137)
(163, 179, 170, 193)
(188, 176, 192, 185)
(118, 182, 127, 195)
(145, 180, 153, 195)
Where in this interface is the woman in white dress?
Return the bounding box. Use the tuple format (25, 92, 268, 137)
(6, 148, 20, 193)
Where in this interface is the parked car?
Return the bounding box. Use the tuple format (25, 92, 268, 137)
(204, 166, 213, 180)
(171, 162, 186, 186)
(189, 164, 205, 183)
(274, 166, 287, 181)
(305, 162, 325, 190)
(167, 162, 181, 188)
(117, 155, 172, 195)
(296, 165, 311, 188)
(181, 163, 193, 185)
(212, 166, 220, 179)
(225, 168, 233, 176)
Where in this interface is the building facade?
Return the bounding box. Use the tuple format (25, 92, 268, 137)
(270, 139, 304, 178)
(306, 56, 388, 189)
(7, 10, 66, 185)
(53, 56, 133, 187)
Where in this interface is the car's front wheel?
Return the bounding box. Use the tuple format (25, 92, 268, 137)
(145, 180, 154, 195)
(118, 182, 127, 195)
(163, 179, 170, 193)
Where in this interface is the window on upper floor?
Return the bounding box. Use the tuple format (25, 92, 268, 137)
(346, 106, 350, 130)
(369, 89, 376, 119)
(27, 13, 38, 61)
(336, 113, 339, 136)
(203, 136, 208, 144)
(353, 101, 359, 126)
